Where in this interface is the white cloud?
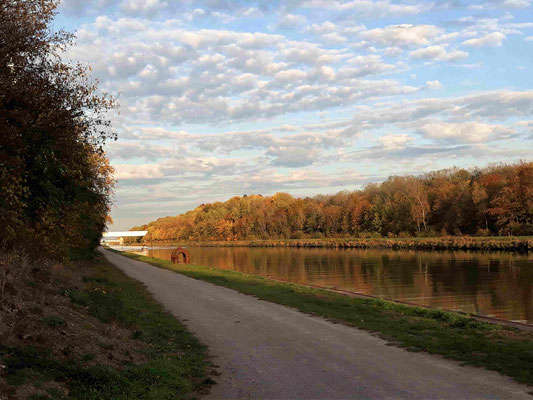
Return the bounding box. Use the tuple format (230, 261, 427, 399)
(122, 127, 190, 140)
(107, 141, 174, 160)
(115, 156, 259, 181)
(114, 164, 164, 180)
(463, 32, 507, 47)
(273, 69, 308, 83)
(266, 146, 322, 167)
(410, 45, 468, 61)
(277, 13, 307, 29)
(501, 0, 531, 8)
(339, 0, 428, 16)
(360, 24, 442, 47)
(515, 120, 533, 136)
(378, 134, 414, 149)
(242, 168, 375, 192)
(68, 19, 426, 125)
(337, 55, 397, 78)
(426, 80, 443, 89)
(302, 0, 430, 17)
(120, 0, 167, 15)
(306, 21, 337, 35)
(418, 122, 514, 143)
(59, 0, 119, 15)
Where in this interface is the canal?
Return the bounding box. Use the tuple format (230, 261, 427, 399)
(126, 246, 533, 324)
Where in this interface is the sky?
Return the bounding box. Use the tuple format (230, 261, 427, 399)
(55, 0, 533, 230)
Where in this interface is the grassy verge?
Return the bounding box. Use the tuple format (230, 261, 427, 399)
(146, 236, 533, 252)
(0, 255, 213, 399)
(112, 249, 533, 387)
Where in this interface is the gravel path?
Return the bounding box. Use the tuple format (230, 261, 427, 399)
(101, 248, 531, 400)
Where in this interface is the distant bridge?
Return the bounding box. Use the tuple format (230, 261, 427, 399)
(101, 231, 148, 246)
(102, 231, 148, 238)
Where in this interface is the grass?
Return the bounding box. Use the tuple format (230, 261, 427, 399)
(149, 236, 533, 252)
(112, 248, 533, 387)
(0, 255, 213, 399)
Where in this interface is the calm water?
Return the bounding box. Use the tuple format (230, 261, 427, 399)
(125, 246, 533, 324)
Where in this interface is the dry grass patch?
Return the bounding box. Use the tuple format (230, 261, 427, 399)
(0, 250, 212, 399)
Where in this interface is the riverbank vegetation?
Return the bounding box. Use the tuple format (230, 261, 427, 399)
(133, 161, 533, 243)
(113, 249, 533, 386)
(161, 236, 533, 252)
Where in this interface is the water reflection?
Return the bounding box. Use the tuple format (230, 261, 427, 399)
(132, 246, 533, 324)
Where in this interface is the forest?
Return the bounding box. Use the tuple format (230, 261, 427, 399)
(134, 162, 533, 242)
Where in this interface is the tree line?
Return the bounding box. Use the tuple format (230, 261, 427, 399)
(135, 162, 533, 242)
(0, 1, 115, 258)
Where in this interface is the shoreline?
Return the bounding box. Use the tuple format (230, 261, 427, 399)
(109, 248, 533, 386)
(289, 281, 533, 332)
(139, 236, 533, 252)
(115, 246, 533, 331)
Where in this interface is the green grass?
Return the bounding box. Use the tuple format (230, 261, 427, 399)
(113, 249, 533, 387)
(0, 256, 213, 399)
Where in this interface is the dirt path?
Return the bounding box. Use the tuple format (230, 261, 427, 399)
(101, 248, 531, 400)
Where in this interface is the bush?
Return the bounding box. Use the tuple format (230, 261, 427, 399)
(474, 228, 490, 237)
(515, 223, 533, 236)
(290, 231, 305, 239)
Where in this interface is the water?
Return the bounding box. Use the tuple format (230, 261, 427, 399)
(124, 246, 533, 324)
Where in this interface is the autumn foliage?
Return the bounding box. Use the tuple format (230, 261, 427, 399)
(0, 1, 116, 258)
(137, 162, 533, 242)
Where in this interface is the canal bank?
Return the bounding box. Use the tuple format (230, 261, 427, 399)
(145, 236, 533, 251)
(103, 248, 533, 397)
(129, 245, 533, 324)
(108, 248, 533, 388)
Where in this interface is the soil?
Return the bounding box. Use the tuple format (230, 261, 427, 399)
(0, 252, 149, 399)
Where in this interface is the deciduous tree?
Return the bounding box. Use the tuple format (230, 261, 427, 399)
(0, 0, 116, 257)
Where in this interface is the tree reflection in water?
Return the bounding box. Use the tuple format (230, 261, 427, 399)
(145, 247, 533, 324)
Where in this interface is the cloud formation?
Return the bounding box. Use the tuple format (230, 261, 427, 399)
(463, 32, 507, 47)
(56, 0, 533, 229)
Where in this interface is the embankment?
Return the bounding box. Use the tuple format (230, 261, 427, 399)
(0, 251, 213, 399)
(147, 236, 533, 252)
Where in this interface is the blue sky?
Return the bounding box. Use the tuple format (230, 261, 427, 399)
(56, 0, 533, 230)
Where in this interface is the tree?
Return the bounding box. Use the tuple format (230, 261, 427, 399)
(489, 162, 533, 235)
(133, 162, 533, 241)
(0, 0, 116, 257)
(472, 181, 489, 230)
(406, 177, 429, 233)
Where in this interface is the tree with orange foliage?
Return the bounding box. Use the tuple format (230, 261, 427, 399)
(134, 162, 533, 241)
(489, 162, 533, 235)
